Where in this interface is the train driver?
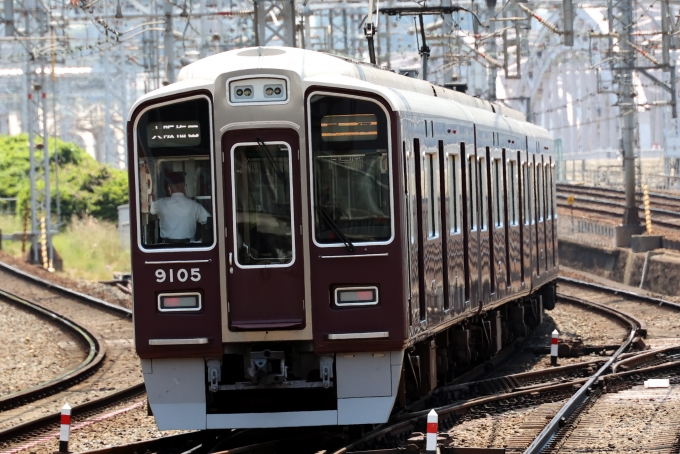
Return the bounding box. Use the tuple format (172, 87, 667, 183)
(151, 172, 210, 243)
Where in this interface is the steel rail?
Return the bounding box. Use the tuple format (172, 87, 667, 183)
(0, 383, 145, 444)
(558, 275, 680, 310)
(0, 261, 132, 318)
(523, 277, 677, 453)
(0, 259, 140, 449)
(556, 183, 680, 204)
(556, 193, 680, 218)
(0, 288, 107, 412)
(330, 287, 644, 454)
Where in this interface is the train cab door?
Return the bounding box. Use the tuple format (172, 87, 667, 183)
(222, 128, 306, 330)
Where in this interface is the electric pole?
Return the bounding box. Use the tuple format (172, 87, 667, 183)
(612, 0, 644, 245)
(486, 0, 497, 101)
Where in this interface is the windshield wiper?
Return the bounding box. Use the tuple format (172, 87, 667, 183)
(256, 139, 287, 184)
(315, 206, 354, 252)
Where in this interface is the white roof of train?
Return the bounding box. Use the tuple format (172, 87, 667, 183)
(130, 46, 552, 148)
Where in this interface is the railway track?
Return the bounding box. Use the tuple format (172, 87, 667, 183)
(556, 183, 680, 230)
(0, 288, 106, 412)
(79, 276, 659, 454)
(7, 260, 678, 454)
(0, 260, 143, 453)
(326, 277, 680, 454)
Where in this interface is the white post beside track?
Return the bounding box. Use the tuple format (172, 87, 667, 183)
(59, 403, 71, 453)
(551, 329, 559, 366)
(426, 408, 438, 453)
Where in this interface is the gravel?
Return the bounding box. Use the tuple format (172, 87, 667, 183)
(11, 400, 188, 454)
(446, 401, 568, 453)
(0, 301, 86, 397)
(0, 251, 131, 309)
(555, 385, 680, 453)
(486, 301, 626, 378)
(0, 266, 140, 433)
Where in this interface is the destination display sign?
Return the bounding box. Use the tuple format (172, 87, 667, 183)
(147, 121, 201, 147)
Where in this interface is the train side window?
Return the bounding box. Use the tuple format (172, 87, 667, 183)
(478, 154, 487, 231)
(508, 159, 518, 226)
(134, 96, 215, 250)
(424, 152, 439, 239)
(492, 157, 504, 228)
(449, 150, 462, 235)
(537, 163, 544, 222)
(467, 155, 477, 231)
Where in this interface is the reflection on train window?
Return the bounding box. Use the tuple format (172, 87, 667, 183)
(508, 159, 518, 226)
(478, 155, 487, 231)
(424, 152, 439, 239)
(449, 151, 461, 234)
(467, 155, 477, 231)
(135, 96, 214, 249)
(232, 143, 293, 267)
(492, 157, 504, 228)
(537, 163, 544, 222)
(310, 95, 392, 245)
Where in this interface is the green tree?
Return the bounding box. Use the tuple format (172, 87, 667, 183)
(0, 134, 129, 223)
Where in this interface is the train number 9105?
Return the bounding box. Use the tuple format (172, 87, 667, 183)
(155, 268, 201, 283)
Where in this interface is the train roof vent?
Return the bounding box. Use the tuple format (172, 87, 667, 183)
(237, 47, 286, 57)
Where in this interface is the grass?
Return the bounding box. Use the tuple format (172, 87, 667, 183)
(0, 214, 131, 282)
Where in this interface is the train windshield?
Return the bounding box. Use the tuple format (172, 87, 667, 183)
(309, 95, 392, 245)
(134, 96, 214, 249)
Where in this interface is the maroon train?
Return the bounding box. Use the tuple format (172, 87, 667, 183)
(127, 46, 558, 430)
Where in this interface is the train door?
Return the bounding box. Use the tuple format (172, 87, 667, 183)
(548, 160, 558, 270)
(490, 147, 507, 300)
(443, 141, 466, 315)
(403, 140, 418, 331)
(478, 149, 491, 303)
(464, 148, 480, 308)
(522, 157, 536, 286)
(222, 128, 306, 330)
(415, 137, 445, 326)
(535, 156, 547, 282)
(506, 152, 522, 292)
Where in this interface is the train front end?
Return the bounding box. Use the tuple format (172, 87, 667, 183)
(127, 48, 407, 430)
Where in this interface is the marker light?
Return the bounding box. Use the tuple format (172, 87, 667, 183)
(158, 292, 202, 312)
(334, 286, 379, 307)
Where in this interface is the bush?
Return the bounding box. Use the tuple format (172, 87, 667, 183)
(0, 135, 128, 223)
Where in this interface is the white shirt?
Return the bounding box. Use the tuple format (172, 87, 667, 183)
(151, 193, 210, 240)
